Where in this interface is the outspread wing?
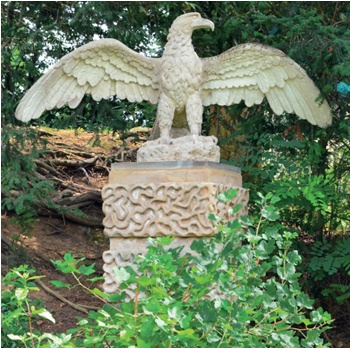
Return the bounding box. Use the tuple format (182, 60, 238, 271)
(16, 39, 160, 122)
(201, 43, 331, 127)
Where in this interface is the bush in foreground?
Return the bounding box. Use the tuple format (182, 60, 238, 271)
(2, 191, 332, 347)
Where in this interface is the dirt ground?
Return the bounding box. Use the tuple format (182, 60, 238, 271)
(2, 214, 107, 333)
(1, 128, 349, 346)
(1, 127, 148, 334)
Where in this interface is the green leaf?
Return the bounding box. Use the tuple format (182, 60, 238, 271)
(207, 331, 221, 343)
(270, 195, 281, 204)
(199, 303, 218, 323)
(98, 309, 111, 319)
(285, 263, 296, 280)
(140, 316, 156, 339)
(256, 240, 275, 257)
(176, 328, 196, 339)
(38, 309, 56, 323)
(90, 287, 110, 299)
(155, 317, 167, 330)
(277, 263, 296, 281)
(113, 267, 130, 282)
(227, 219, 242, 230)
(155, 236, 175, 246)
(262, 205, 280, 221)
(208, 213, 221, 222)
(193, 273, 213, 285)
(180, 313, 192, 329)
(310, 309, 323, 323)
(229, 203, 243, 215)
(63, 253, 76, 262)
(217, 189, 238, 202)
(302, 318, 312, 326)
(136, 337, 152, 348)
(50, 280, 71, 288)
(15, 288, 28, 301)
(107, 291, 126, 302)
(77, 319, 89, 326)
(286, 251, 302, 265)
(51, 255, 78, 273)
(7, 334, 23, 341)
(168, 304, 182, 320)
(144, 299, 161, 313)
(335, 291, 350, 303)
(78, 263, 96, 276)
(84, 336, 103, 345)
(88, 276, 105, 283)
(138, 275, 156, 287)
(40, 333, 74, 345)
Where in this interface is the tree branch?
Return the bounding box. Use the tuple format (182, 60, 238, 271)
(35, 279, 90, 314)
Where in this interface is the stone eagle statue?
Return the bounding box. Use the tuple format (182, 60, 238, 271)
(15, 12, 332, 138)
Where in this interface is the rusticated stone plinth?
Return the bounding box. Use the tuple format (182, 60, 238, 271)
(102, 161, 248, 293)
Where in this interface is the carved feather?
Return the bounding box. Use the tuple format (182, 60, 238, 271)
(16, 39, 160, 122)
(201, 43, 331, 127)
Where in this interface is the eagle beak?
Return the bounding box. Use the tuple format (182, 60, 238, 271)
(192, 17, 215, 31)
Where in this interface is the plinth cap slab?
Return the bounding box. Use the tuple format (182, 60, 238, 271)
(111, 160, 240, 172)
(109, 161, 242, 186)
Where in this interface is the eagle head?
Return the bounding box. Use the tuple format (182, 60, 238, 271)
(169, 12, 214, 36)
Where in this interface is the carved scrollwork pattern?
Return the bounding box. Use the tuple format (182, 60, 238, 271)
(102, 183, 248, 237)
(103, 239, 148, 294)
(103, 237, 215, 295)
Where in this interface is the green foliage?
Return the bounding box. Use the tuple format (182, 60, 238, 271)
(4, 193, 333, 347)
(308, 238, 350, 279)
(306, 238, 350, 305)
(227, 120, 349, 236)
(1, 265, 58, 348)
(1, 126, 90, 233)
(1, 126, 56, 231)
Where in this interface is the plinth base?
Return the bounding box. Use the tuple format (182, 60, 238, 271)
(137, 135, 220, 162)
(101, 161, 249, 293)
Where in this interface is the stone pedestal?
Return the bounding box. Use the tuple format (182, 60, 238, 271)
(102, 161, 249, 293)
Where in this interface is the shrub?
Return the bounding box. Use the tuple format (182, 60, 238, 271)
(306, 237, 350, 305)
(3, 192, 333, 347)
(1, 126, 56, 232)
(1, 265, 59, 348)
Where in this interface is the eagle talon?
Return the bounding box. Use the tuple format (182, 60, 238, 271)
(191, 134, 200, 143)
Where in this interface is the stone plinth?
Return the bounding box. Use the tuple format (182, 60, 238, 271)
(102, 161, 249, 293)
